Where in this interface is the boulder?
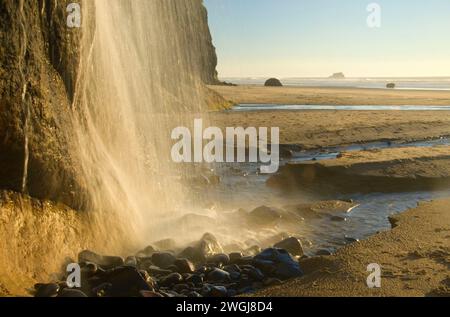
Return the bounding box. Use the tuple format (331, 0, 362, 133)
(264, 78, 283, 87)
(329, 72, 345, 79)
(386, 83, 396, 89)
(247, 206, 282, 226)
(151, 252, 177, 269)
(253, 248, 303, 280)
(179, 233, 223, 262)
(78, 250, 124, 270)
(273, 237, 304, 257)
(174, 258, 196, 274)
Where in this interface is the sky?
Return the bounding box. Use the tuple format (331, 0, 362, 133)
(204, 0, 450, 78)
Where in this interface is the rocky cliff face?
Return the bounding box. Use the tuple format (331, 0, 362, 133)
(0, 0, 224, 209)
(0, 0, 226, 295)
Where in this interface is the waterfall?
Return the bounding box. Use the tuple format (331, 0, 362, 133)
(18, 0, 29, 194)
(71, 0, 210, 246)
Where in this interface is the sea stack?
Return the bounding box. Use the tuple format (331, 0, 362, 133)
(264, 78, 283, 87)
(329, 72, 345, 79)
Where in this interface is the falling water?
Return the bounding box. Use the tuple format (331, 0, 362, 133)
(71, 0, 211, 247)
(18, 0, 29, 194)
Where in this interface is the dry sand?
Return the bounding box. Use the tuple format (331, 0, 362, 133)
(251, 199, 450, 297)
(210, 85, 450, 106)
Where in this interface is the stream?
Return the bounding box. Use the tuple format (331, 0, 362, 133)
(187, 136, 450, 256)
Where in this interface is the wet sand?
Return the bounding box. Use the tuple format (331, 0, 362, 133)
(211, 110, 450, 148)
(251, 199, 450, 297)
(210, 85, 450, 106)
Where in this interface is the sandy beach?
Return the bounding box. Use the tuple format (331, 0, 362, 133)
(211, 85, 450, 297)
(210, 85, 450, 106)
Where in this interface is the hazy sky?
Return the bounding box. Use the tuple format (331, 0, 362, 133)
(204, 0, 450, 78)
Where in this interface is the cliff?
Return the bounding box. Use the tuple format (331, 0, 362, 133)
(0, 0, 227, 295)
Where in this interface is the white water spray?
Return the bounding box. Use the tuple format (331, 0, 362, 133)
(71, 0, 211, 247)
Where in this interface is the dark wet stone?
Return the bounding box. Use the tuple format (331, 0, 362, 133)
(316, 249, 333, 256)
(124, 256, 138, 268)
(137, 245, 157, 257)
(252, 259, 277, 275)
(203, 285, 228, 297)
(58, 289, 88, 297)
(147, 265, 172, 276)
(174, 258, 195, 273)
(187, 291, 203, 297)
(241, 265, 265, 281)
(208, 253, 230, 265)
(153, 238, 177, 251)
(140, 290, 164, 297)
(173, 284, 189, 293)
(273, 237, 304, 257)
(92, 283, 112, 297)
(78, 250, 124, 270)
(229, 252, 243, 263)
(227, 289, 238, 297)
(136, 257, 153, 271)
(185, 274, 203, 286)
(179, 233, 223, 263)
(223, 264, 241, 273)
(207, 268, 231, 283)
(247, 206, 282, 226)
(345, 236, 360, 243)
(80, 262, 98, 277)
(34, 283, 59, 297)
(330, 215, 347, 222)
(236, 256, 254, 265)
(103, 266, 152, 297)
(230, 271, 241, 281)
(254, 248, 303, 280)
(160, 273, 183, 287)
(178, 246, 198, 262)
(151, 252, 176, 269)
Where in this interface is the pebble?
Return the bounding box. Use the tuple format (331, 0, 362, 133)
(207, 268, 231, 283)
(174, 258, 196, 273)
(34, 283, 59, 297)
(229, 252, 243, 263)
(254, 248, 304, 280)
(316, 249, 333, 256)
(78, 250, 124, 270)
(160, 273, 183, 287)
(185, 274, 203, 286)
(151, 252, 176, 269)
(208, 253, 230, 265)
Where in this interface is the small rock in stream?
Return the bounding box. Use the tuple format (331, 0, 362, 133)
(273, 237, 304, 257)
